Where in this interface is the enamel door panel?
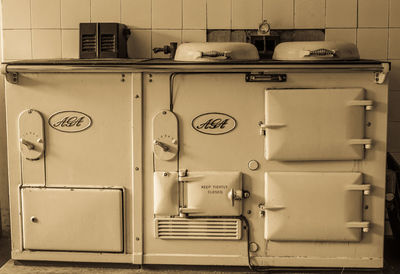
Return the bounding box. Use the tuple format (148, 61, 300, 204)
(181, 171, 242, 216)
(154, 171, 179, 216)
(264, 172, 369, 242)
(264, 88, 372, 161)
(21, 187, 123, 252)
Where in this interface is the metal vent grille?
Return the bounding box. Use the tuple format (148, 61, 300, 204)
(155, 218, 242, 240)
(100, 34, 116, 52)
(81, 34, 96, 52)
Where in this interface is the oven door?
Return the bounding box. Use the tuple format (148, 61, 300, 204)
(264, 88, 373, 161)
(172, 73, 265, 216)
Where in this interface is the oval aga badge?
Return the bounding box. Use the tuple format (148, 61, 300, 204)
(192, 112, 237, 135)
(49, 111, 92, 133)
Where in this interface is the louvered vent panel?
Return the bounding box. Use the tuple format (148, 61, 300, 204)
(100, 34, 116, 52)
(81, 34, 96, 52)
(155, 218, 242, 240)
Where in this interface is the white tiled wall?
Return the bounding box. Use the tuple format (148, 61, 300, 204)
(0, 0, 400, 152)
(295, 0, 325, 29)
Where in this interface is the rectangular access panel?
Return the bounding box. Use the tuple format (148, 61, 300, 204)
(264, 88, 372, 161)
(21, 187, 124, 252)
(264, 172, 369, 242)
(182, 171, 243, 216)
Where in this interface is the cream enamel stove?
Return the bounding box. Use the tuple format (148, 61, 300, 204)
(2, 41, 390, 270)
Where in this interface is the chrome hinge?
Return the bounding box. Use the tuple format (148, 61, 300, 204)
(374, 63, 390, 84)
(258, 203, 266, 217)
(6, 72, 19, 84)
(258, 122, 266, 136)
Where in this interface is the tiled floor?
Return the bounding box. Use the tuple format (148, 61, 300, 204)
(0, 238, 399, 273)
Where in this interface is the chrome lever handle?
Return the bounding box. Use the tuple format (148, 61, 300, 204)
(153, 140, 170, 152)
(20, 138, 35, 150)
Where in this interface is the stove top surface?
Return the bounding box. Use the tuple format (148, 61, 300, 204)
(3, 58, 383, 66)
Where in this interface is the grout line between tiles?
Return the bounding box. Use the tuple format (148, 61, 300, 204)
(90, 0, 92, 23)
(60, 0, 62, 58)
(30, 0, 33, 59)
(324, 0, 326, 30)
(181, 0, 183, 44)
(150, 0, 152, 58)
(293, 0, 296, 29)
(205, 0, 208, 39)
(387, 0, 390, 59)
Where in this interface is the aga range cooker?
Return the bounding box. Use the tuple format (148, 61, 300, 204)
(2, 42, 390, 269)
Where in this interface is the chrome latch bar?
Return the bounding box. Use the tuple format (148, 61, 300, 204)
(346, 221, 370, 233)
(348, 139, 373, 150)
(348, 100, 374, 111)
(346, 184, 371, 195)
(258, 122, 286, 135)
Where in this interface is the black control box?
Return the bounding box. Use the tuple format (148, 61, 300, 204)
(80, 23, 130, 59)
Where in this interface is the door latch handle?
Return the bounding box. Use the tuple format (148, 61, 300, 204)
(228, 189, 249, 207)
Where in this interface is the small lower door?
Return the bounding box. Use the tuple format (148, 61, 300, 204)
(21, 187, 124, 252)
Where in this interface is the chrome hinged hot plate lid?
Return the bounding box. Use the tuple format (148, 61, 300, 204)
(174, 42, 260, 62)
(273, 41, 360, 61)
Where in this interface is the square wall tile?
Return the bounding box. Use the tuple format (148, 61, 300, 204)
(127, 30, 152, 58)
(152, 0, 182, 29)
(207, 0, 231, 29)
(3, 30, 32, 60)
(389, 28, 400, 59)
(61, 0, 90, 29)
(263, 0, 294, 29)
(183, 0, 206, 29)
(91, 0, 121, 22)
(31, 0, 61, 28)
(32, 29, 62, 59)
(62, 30, 79, 58)
(359, 0, 389, 27)
(326, 0, 357, 28)
(325, 29, 357, 44)
(2, 0, 31, 29)
(390, 60, 400, 90)
(389, 91, 400, 121)
(121, 0, 151, 29)
(232, 0, 262, 29)
(388, 122, 400, 152)
(357, 29, 388, 59)
(151, 30, 181, 58)
(390, 0, 400, 27)
(295, 0, 325, 29)
(182, 30, 207, 42)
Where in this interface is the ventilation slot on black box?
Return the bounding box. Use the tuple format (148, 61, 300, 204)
(101, 34, 116, 53)
(81, 34, 96, 52)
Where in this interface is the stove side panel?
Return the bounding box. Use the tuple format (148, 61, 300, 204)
(5, 72, 134, 262)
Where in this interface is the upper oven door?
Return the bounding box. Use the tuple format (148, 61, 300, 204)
(172, 73, 265, 171)
(264, 88, 373, 161)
